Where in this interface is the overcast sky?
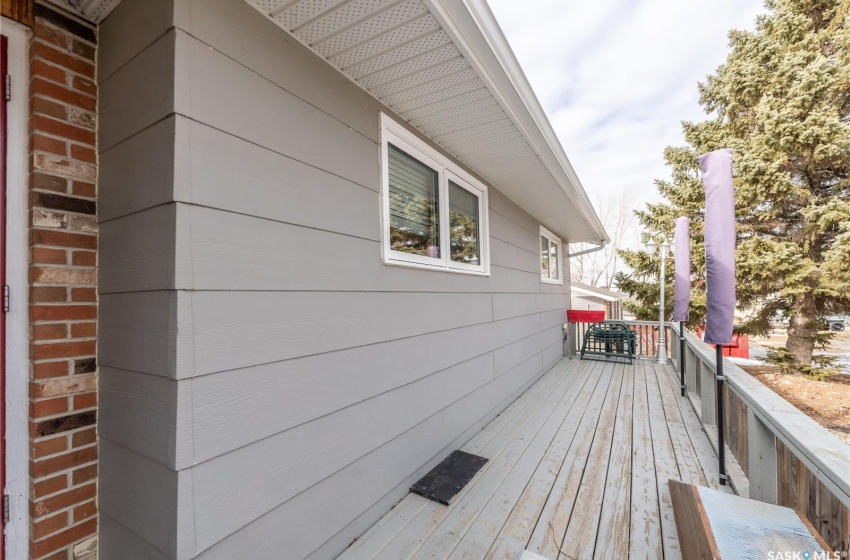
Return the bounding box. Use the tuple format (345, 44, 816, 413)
(488, 0, 765, 218)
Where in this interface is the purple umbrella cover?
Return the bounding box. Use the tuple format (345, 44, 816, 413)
(699, 149, 736, 345)
(672, 217, 690, 322)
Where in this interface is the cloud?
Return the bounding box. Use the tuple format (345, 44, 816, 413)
(488, 0, 766, 224)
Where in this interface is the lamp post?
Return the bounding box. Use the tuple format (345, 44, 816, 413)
(647, 239, 671, 364)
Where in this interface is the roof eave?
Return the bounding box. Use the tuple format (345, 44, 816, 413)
(423, 0, 609, 245)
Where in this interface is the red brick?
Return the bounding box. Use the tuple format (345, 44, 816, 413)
(32, 41, 95, 79)
(32, 171, 68, 193)
(31, 305, 96, 322)
(70, 287, 96, 302)
(32, 323, 68, 341)
(33, 361, 69, 379)
(31, 341, 96, 361)
(31, 59, 67, 85)
(31, 115, 95, 146)
(31, 287, 67, 303)
(31, 230, 96, 250)
(72, 393, 96, 411)
(31, 518, 97, 559)
(70, 76, 96, 96)
(41, 550, 70, 560)
(71, 464, 96, 486)
(72, 503, 96, 525)
(31, 96, 68, 122)
(33, 436, 68, 459)
(33, 511, 68, 540)
(32, 133, 67, 156)
(72, 500, 96, 523)
(71, 427, 96, 448)
(69, 144, 96, 164)
(32, 474, 68, 499)
(34, 25, 68, 50)
(70, 40, 95, 62)
(32, 449, 98, 480)
(70, 322, 96, 338)
(70, 251, 96, 267)
(31, 78, 96, 114)
(30, 396, 70, 419)
(31, 247, 67, 265)
(71, 181, 95, 198)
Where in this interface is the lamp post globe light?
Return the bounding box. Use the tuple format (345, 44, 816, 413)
(646, 239, 671, 364)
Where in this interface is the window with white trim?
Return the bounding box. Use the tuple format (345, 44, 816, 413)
(381, 113, 489, 275)
(540, 226, 562, 284)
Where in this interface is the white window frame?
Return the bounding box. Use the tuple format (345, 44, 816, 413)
(540, 225, 563, 285)
(380, 113, 490, 276)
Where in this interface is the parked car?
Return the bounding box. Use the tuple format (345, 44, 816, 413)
(823, 316, 847, 331)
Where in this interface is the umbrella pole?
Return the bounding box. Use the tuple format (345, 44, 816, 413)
(680, 322, 686, 396)
(716, 344, 727, 486)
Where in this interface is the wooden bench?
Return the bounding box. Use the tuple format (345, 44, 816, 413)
(579, 321, 636, 364)
(669, 480, 832, 559)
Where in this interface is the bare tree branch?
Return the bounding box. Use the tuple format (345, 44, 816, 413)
(570, 192, 636, 289)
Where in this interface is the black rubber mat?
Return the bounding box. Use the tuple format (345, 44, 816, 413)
(409, 450, 488, 505)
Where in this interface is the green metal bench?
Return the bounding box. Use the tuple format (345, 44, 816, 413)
(580, 321, 637, 364)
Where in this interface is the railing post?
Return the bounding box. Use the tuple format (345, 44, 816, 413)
(716, 346, 727, 486)
(571, 322, 578, 356)
(700, 357, 716, 425)
(685, 347, 697, 395)
(747, 408, 778, 503)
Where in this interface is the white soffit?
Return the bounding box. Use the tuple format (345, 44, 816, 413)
(44, 0, 121, 22)
(246, 0, 609, 244)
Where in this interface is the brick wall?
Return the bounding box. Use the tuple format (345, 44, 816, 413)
(27, 3, 98, 559)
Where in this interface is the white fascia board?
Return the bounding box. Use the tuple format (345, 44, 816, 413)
(571, 285, 620, 302)
(423, 0, 609, 245)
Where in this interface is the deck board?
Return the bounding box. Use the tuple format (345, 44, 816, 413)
(630, 359, 663, 559)
(339, 357, 727, 560)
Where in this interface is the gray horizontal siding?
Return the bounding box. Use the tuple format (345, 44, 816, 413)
(190, 310, 563, 464)
(97, 0, 574, 558)
(195, 351, 555, 560)
(100, 201, 558, 294)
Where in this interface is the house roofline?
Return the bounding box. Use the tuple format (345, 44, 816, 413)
(571, 282, 626, 302)
(424, 0, 609, 245)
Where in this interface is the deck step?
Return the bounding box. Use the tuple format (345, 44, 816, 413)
(669, 479, 832, 558)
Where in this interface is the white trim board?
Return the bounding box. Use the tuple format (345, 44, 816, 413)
(2, 18, 31, 560)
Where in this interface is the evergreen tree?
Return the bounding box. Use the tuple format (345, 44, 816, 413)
(616, 0, 850, 371)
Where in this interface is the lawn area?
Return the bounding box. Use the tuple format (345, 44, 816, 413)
(742, 329, 850, 444)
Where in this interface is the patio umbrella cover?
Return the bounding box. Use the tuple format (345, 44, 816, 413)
(672, 216, 690, 322)
(698, 149, 736, 345)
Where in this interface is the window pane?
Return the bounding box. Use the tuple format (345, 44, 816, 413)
(388, 145, 440, 258)
(550, 241, 559, 280)
(541, 235, 550, 278)
(449, 181, 480, 265)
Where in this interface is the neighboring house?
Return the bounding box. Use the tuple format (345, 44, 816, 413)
(1, 0, 608, 558)
(571, 282, 626, 320)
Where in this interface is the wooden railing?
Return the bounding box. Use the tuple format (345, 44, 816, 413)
(566, 318, 849, 550)
(567, 320, 672, 359)
(664, 323, 850, 552)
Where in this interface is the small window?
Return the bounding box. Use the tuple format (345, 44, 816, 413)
(449, 181, 479, 265)
(388, 145, 441, 259)
(540, 226, 562, 284)
(381, 114, 489, 275)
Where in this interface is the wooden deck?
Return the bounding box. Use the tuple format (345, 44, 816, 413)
(338, 356, 733, 560)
